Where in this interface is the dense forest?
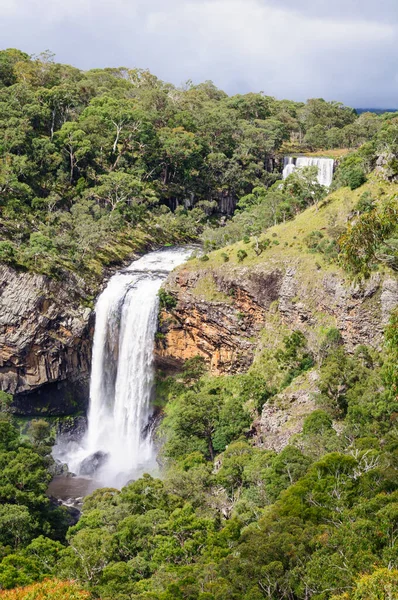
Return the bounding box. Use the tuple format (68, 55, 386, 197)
(1, 49, 398, 600)
(0, 47, 391, 281)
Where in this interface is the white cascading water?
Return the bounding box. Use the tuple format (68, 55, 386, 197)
(282, 156, 334, 187)
(54, 247, 192, 489)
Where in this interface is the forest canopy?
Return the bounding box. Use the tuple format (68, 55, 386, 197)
(0, 48, 385, 281)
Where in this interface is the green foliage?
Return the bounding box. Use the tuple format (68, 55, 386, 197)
(0, 242, 16, 264)
(0, 56, 373, 268)
(27, 420, 52, 447)
(303, 410, 333, 435)
(3, 53, 361, 280)
(0, 392, 13, 413)
(304, 229, 339, 261)
(355, 190, 375, 214)
(275, 331, 314, 387)
(252, 238, 271, 256)
(2, 320, 397, 600)
(333, 568, 398, 600)
(283, 165, 327, 208)
(160, 375, 253, 462)
(0, 505, 32, 550)
(305, 229, 324, 249)
(339, 165, 367, 190)
(158, 289, 177, 310)
(182, 356, 207, 386)
(3, 51, 398, 600)
(237, 249, 248, 262)
(339, 197, 398, 275)
(319, 327, 343, 361)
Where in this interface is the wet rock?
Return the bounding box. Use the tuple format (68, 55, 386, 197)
(65, 505, 81, 525)
(79, 451, 109, 476)
(49, 459, 69, 477)
(56, 416, 87, 442)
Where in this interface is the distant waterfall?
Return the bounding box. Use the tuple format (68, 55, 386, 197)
(283, 156, 334, 187)
(54, 248, 192, 488)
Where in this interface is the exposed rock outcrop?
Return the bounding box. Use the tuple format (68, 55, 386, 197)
(155, 261, 398, 375)
(0, 265, 94, 415)
(255, 370, 319, 452)
(156, 267, 283, 374)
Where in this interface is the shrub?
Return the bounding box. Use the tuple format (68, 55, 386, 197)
(158, 289, 177, 310)
(319, 327, 343, 360)
(339, 165, 367, 190)
(355, 191, 375, 214)
(182, 356, 207, 385)
(0, 241, 16, 264)
(305, 231, 324, 250)
(303, 410, 333, 435)
(275, 331, 315, 387)
(0, 579, 90, 599)
(237, 249, 248, 262)
(305, 230, 339, 261)
(252, 239, 270, 256)
(0, 391, 12, 412)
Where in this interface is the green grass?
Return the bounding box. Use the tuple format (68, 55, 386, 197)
(279, 145, 351, 159)
(186, 176, 398, 278)
(191, 274, 233, 303)
(165, 177, 398, 358)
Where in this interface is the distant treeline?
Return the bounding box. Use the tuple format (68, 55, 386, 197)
(356, 107, 398, 115)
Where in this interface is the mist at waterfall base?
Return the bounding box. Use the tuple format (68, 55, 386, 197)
(53, 247, 192, 491)
(283, 157, 334, 188)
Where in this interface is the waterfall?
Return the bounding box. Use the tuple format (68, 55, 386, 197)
(282, 157, 296, 179)
(283, 156, 334, 187)
(54, 247, 192, 488)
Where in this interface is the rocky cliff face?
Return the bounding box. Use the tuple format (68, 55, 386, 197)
(155, 258, 398, 452)
(155, 261, 398, 376)
(156, 267, 283, 374)
(0, 265, 94, 416)
(156, 177, 398, 378)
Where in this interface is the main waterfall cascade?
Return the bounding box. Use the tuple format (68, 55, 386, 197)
(283, 156, 335, 187)
(54, 248, 192, 489)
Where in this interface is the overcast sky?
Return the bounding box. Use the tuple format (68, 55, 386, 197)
(1, 0, 397, 107)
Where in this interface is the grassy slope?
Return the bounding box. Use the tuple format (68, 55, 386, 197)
(171, 176, 398, 368)
(187, 175, 398, 278)
(279, 146, 351, 159)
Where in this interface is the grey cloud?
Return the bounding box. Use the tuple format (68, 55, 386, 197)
(263, 0, 398, 23)
(0, 0, 397, 107)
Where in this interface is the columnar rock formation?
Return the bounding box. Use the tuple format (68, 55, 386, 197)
(0, 265, 93, 415)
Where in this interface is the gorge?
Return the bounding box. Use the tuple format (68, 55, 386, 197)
(2, 49, 398, 598)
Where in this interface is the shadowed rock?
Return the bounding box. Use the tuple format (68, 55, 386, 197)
(79, 451, 109, 476)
